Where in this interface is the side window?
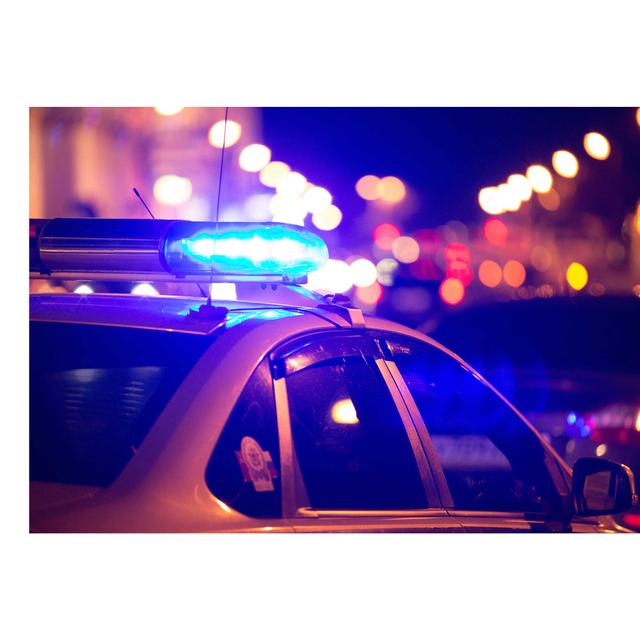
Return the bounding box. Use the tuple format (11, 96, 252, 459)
(205, 359, 281, 518)
(391, 338, 563, 514)
(285, 351, 428, 511)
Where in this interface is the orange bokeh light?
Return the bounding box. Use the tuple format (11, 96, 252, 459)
(503, 260, 526, 287)
(355, 281, 383, 305)
(439, 277, 465, 305)
(478, 260, 502, 288)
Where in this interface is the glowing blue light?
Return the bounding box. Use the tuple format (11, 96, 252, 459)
(580, 425, 591, 437)
(163, 222, 328, 279)
(566, 412, 577, 426)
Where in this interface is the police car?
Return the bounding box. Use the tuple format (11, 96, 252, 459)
(29, 218, 637, 532)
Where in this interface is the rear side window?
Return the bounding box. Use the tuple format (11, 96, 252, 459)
(286, 352, 428, 510)
(390, 338, 564, 514)
(30, 322, 213, 487)
(205, 359, 281, 518)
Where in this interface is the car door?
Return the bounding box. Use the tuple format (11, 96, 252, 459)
(271, 330, 463, 532)
(378, 332, 577, 533)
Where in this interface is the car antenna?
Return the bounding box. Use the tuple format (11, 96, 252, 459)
(189, 107, 230, 319)
(132, 187, 156, 219)
(132, 186, 209, 298)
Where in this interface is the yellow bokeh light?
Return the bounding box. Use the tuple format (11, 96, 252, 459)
(238, 143, 271, 172)
(154, 105, 184, 116)
(507, 174, 532, 202)
(311, 204, 342, 231)
(497, 183, 521, 212)
(355, 175, 381, 200)
(208, 119, 242, 148)
(259, 161, 290, 188)
(636, 108, 640, 127)
(302, 186, 332, 214)
(552, 150, 579, 178)
(503, 260, 526, 288)
(331, 398, 359, 425)
(478, 260, 502, 288)
(392, 236, 420, 263)
(566, 262, 588, 291)
(153, 174, 193, 205)
(306, 259, 353, 294)
(583, 132, 610, 160)
(377, 176, 406, 203)
(526, 165, 553, 193)
(478, 187, 505, 215)
(276, 171, 307, 198)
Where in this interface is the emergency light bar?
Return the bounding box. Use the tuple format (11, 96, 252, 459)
(30, 218, 329, 283)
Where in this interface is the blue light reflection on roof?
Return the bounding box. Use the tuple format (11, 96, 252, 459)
(177, 306, 302, 328)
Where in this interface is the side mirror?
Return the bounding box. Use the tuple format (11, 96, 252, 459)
(572, 458, 638, 516)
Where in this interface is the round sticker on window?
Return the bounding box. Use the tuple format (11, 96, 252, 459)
(236, 436, 277, 492)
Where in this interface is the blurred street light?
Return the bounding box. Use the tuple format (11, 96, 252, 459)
(208, 120, 242, 148)
(567, 262, 589, 290)
(526, 165, 553, 193)
(478, 260, 502, 288)
(259, 161, 290, 188)
(552, 150, 579, 178)
(303, 186, 332, 214)
(392, 236, 420, 263)
(439, 277, 465, 305)
(584, 132, 610, 160)
(503, 260, 526, 287)
(311, 204, 342, 231)
(350, 258, 378, 287)
(276, 171, 307, 197)
(239, 144, 271, 172)
(154, 105, 184, 116)
(507, 174, 533, 202)
(153, 175, 193, 205)
(377, 176, 406, 203)
(478, 186, 505, 215)
(355, 175, 381, 200)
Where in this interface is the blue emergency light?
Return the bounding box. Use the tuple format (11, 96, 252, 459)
(30, 218, 329, 284)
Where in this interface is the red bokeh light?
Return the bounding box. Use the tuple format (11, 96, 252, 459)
(483, 219, 508, 246)
(373, 223, 401, 250)
(356, 281, 383, 305)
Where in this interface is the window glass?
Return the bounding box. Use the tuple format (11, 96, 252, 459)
(30, 322, 213, 487)
(206, 359, 281, 518)
(392, 338, 563, 514)
(286, 353, 428, 510)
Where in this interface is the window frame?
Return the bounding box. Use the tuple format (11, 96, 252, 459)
(270, 329, 446, 518)
(375, 331, 573, 520)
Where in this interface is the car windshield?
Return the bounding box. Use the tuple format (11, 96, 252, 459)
(30, 322, 215, 487)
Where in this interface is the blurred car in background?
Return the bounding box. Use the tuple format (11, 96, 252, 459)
(427, 296, 640, 530)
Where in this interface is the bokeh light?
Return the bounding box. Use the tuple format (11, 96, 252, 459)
(238, 144, 271, 172)
(259, 161, 290, 187)
(552, 150, 579, 178)
(503, 260, 526, 287)
(478, 187, 504, 215)
(439, 277, 465, 305)
(636, 108, 640, 127)
(131, 283, 159, 296)
(376, 258, 399, 286)
(374, 223, 401, 250)
(478, 260, 502, 288)
(153, 174, 193, 205)
(377, 176, 406, 203)
(355, 281, 383, 306)
(566, 262, 589, 290)
(484, 218, 508, 246)
(269, 194, 306, 225)
(306, 259, 353, 294)
(583, 132, 610, 160)
(350, 258, 378, 287)
(311, 204, 342, 231)
(507, 174, 533, 202)
(497, 183, 521, 212)
(531, 245, 552, 271)
(208, 119, 242, 148)
(276, 171, 307, 197)
(526, 165, 553, 193)
(355, 175, 381, 200)
(302, 186, 332, 214)
(154, 105, 183, 116)
(392, 236, 420, 263)
(538, 188, 561, 211)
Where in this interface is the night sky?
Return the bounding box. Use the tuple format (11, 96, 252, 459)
(262, 107, 640, 229)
